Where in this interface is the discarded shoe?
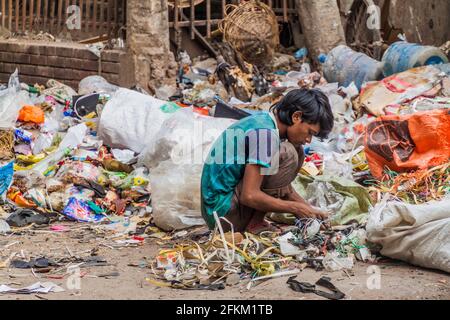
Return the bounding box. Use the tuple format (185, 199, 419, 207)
(6, 209, 50, 227)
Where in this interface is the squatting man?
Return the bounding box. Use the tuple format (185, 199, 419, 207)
(201, 88, 334, 234)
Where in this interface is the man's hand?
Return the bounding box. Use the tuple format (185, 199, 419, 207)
(290, 202, 330, 220)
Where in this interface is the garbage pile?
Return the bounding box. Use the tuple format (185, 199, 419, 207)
(0, 34, 449, 295)
(144, 38, 449, 289)
(0, 73, 152, 243)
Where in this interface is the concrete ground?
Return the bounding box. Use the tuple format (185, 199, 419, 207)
(0, 223, 449, 300)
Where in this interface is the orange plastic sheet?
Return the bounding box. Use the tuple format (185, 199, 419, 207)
(364, 109, 450, 179)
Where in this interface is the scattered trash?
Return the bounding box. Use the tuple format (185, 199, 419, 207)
(0, 13, 449, 298)
(0, 282, 64, 294)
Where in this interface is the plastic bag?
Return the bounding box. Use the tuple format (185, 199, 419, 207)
(138, 108, 235, 231)
(322, 252, 354, 271)
(367, 197, 450, 273)
(78, 75, 119, 96)
(18, 105, 45, 124)
(0, 70, 32, 129)
(322, 152, 353, 180)
(98, 88, 179, 153)
(364, 109, 450, 179)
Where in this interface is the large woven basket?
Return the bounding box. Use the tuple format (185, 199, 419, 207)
(168, 0, 205, 8)
(219, 0, 279, 66)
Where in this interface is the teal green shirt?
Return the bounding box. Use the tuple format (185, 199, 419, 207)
(201, 112, 279, 229)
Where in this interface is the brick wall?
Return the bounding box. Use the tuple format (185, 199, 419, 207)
(0, 40, 134, 91)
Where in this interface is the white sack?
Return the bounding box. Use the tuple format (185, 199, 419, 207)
(366, 198, 450, 273)
(138, 108, 235, 231)
(98, 88, 175, 153)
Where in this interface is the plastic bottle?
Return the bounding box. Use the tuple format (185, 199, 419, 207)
(382, 41, 449, 77)
(321, 45, 384, 90)
(123, 211, 131, 227)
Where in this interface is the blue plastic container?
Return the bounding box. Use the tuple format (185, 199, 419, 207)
(322, 45, 384, 90)
(382, 41, 449, 76)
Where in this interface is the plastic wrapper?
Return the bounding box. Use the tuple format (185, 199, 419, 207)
(78, 75, 119, 96)
(322, 252, 354, 271)
(62, 197, 104, 223)
(32, 132, 55, 155)
(322, 152, 353, 180)
(138, 108, 235, 231)
(55, 161, 101, 183)
(41, 79, 77, 103)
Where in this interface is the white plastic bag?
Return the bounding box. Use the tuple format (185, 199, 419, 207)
(0, 70, 32, 129)
(78, 75, 119, 96)
(139, 108, 235, 231)
(98, 88, 177, 153)
(367, 197, 450, 273)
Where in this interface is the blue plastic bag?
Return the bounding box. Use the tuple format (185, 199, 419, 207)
(0, 161, 14, 197)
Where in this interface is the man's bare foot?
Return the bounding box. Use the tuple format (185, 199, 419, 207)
(246, 220, 281, 235)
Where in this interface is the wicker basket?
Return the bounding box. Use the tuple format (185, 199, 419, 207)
(219, 0, 279, 66)
(168, 0, 205, 8)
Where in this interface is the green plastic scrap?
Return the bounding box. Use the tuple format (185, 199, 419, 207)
(87, 201, 106, 215)
(160, 102, 181, 114)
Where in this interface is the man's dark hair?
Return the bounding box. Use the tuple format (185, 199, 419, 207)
(270, 88, 334, 139)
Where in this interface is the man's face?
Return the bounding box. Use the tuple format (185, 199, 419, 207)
(286, 111, 320, 145)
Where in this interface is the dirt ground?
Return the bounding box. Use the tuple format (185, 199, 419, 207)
(0, 224, 449, 301)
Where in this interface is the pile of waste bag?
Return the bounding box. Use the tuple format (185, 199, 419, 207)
(0, 35, 449, 293)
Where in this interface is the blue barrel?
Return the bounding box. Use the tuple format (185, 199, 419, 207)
(322, 45, 384, 90)
(382, 41, 449, 76)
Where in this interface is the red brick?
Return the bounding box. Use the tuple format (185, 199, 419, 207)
(72, 70, 97, 81)
(14, 53, 31, 64)
(36, 66, 55, 78)
(18, 65, 38, 75)
(1, 64, 16, 74)
(101, 61, 120, 74)
(56, 47, 75, 58)
(30, 54, 47, 66)
(101, 50, 121, 63)
(0, 72, 11, 82)
(20, 75, 51, 86)
(102, 73, 119, 85)
(45, 46, 58, 56)
(53, 68, 71, 80)
(0, 42, 9, 51)
(47, 56, 67, 68)
(73, 49, 98, 61)
(25, 45, 44, 55)
(75, 59, 99, 71)
(0, 52, 15, 63)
